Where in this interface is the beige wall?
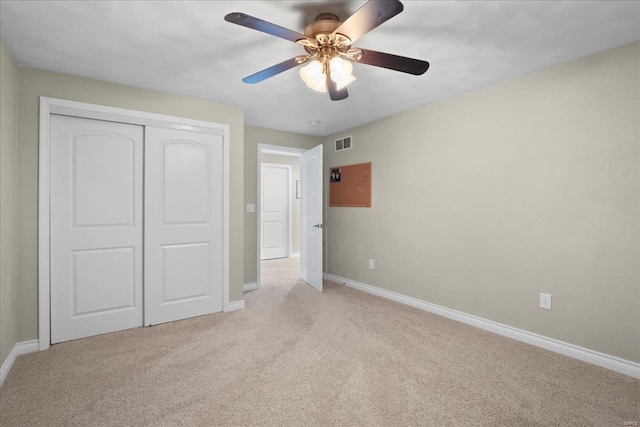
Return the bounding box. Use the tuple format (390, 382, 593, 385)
(261, 154, 301, 254)
(322, 42, 640, 363)
(244, 126, 320, 285)
(15, 67, 245, 342)
(0, 40, 19, 366)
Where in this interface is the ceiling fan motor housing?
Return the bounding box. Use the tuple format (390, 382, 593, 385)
(304, 13, 342, 38)
(302, 13, 353, 59)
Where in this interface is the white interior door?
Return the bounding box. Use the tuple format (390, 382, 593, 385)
(261, 164, 289, 260)
(144, 127, 223, 325)
(300, 144, 323, 292)
(50, 115, 143, 343)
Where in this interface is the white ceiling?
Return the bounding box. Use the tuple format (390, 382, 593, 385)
(1, 1, 638, 137)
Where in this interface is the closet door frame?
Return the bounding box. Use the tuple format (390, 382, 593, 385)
(38, 96, 231, 351)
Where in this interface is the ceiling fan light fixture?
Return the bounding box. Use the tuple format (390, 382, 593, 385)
(329, 56, 356, 90)
(300, 60, 327, 92)
(226, 0, 430, 101)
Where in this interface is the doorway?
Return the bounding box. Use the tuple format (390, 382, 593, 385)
(256, 143, 324, 292)
(256, 144, 305, 289)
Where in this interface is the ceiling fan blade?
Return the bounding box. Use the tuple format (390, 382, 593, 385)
(332, 0, 404, 44)
(243, 57, 308, 84)
(327, 74, 349, 101)
(225, 12, 311, 44)
(356, 48, 429, 75)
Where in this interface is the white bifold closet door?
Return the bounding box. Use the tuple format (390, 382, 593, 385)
(144, 127, 223, 325)
(50, 116, 223, 343)
(50, 115, 144, 343)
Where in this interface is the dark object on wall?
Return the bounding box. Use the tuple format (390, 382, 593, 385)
(330, 168, 341, 182)
(329, 162, 371, 207)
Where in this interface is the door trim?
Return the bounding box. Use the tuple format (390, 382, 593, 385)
(260, 163, 292, 261)
(256, 144, 306, 289)
(38, 97, 231, 351)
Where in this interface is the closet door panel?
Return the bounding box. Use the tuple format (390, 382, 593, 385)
(144, 127, 223, 325)
(50, 115, 143, 343)
(163, 142, 210, 224)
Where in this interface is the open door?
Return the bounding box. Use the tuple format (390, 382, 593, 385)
(300, 144, 323, 291)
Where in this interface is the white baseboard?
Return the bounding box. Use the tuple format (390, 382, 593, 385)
(290, 253, 300, 258)
(323, 273, 640, 379)
(225, 300, 245, 312)
(0, 340, 40, 387)
(243, 282, 259, 292)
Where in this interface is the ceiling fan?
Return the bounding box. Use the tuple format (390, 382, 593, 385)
(224, 0, 430, 101)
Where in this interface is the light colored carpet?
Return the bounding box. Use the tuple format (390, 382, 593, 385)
(1, 257, 638, 426)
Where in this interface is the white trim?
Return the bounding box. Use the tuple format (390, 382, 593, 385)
(39, 97, 231, 348)
(221, 118, 231, 315)
(256, 147, 261, 291)
(323, 273, 640, 379)
(0, 340, 39, 386)
(290, 252, 300, 258)
(261, 149, 300, 158)
(225, 300, 245, 312)
(244, 282, 259, 292)
(260, 144, 306, 157)
(40, 98, 226, 135)
(288, 169, 294, 259)
(38, 99, 51, 351)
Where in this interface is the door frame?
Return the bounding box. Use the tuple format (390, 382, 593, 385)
(260, 163, 292, 261)
(38, 96, 231, 351)
(256, 144, 306, 289)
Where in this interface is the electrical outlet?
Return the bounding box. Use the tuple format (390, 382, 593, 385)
(368, 259, 375, 269)
(540, 293, 552, 310)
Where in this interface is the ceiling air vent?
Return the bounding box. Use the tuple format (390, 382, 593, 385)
(335, 136, 352, 152)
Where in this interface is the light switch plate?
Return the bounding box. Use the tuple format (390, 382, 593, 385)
(246, 203, 256, 213)
(540, 293, 552, 310)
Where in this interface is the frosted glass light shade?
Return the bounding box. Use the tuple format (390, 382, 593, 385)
(299, 60, 327, 93)
(329, 57, 356, 90)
